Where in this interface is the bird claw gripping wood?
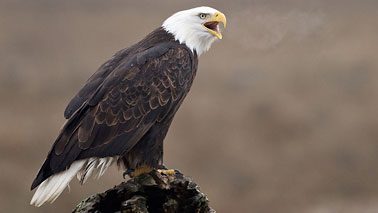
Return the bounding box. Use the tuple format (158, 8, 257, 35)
(157, 169, 176, 176)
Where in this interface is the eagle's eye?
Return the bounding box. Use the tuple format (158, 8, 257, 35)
(198, 13, 208, 19)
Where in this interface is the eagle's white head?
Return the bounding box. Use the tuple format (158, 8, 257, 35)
(162, 6, 227, 56)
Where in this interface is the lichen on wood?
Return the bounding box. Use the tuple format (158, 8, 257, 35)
(73, 170, 215, 213)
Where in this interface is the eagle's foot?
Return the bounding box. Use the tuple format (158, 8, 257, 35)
(157, 169, 176, 176)
(123, 168, 134, 179)
(124, 165, 153, 178)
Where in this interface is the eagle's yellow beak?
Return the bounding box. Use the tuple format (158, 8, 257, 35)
(203, 12, 227, 39)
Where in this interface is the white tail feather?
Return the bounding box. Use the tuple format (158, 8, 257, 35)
(30, 157, 117, 207)
(30, 160, 85, 207)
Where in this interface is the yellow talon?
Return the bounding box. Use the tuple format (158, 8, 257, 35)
(157, 169, 176, 176)
(131, 165, 153, 177)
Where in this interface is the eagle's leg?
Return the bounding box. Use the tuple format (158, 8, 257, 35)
(123, 165, 178, 179)
(127, 165, 154, 178)
(123, 166, 175, 178)
(123, 166, 153, 178)
(122, 123, 173, 178)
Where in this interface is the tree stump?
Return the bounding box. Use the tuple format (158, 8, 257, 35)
(73, 170, 215, 213)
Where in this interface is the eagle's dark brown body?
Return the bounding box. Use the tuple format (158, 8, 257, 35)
(31, 28, 198, 189)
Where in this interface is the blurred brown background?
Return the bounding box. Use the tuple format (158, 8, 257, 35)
(1, 0, 378, 212)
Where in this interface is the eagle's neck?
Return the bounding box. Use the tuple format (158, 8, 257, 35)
(162, 19, 216, 56)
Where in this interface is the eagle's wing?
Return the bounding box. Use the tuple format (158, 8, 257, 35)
(63, 48, 131, 119)
(31, 42, 194, 189)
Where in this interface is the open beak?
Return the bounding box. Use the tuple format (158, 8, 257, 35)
(203, 11, 227, 39)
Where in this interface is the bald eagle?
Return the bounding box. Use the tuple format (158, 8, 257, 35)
(30, 6, 226, 206)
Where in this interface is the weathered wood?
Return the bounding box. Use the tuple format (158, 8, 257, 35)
(73, 170, 215, 213)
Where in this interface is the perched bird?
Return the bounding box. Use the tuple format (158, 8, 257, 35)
(30, 6, 226, 207)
